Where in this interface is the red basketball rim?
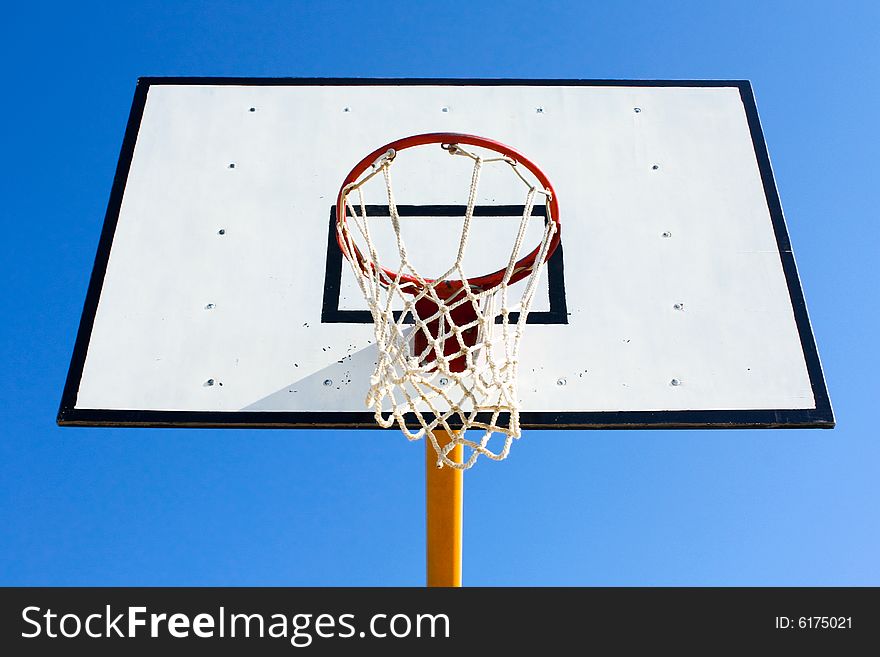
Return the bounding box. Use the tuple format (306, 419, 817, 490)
(335, 132, 561, 293)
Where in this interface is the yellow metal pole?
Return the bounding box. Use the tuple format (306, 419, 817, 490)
(426, 430, 463, 587)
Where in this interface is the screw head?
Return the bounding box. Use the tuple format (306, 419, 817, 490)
(343, 107, 350, 112)
(441, 106, 449, 113)
(662, 231, 672, 238)
(323, 379, 333, 387)
(652, 164, 660, 170)
(218, 228, 226, 235)
(228, 163, 236, 169)
(536, 107, 544, 113)
(439, 377, 449, 386)
(249, 107, 256, 112)
(634, 107, 641, 113)
(205, 303, 215, 310)
(670, 378, 682, 386)
(205, 379, 215, 386)
(557, 377, 567, 386)
(673, 303, 684, 311)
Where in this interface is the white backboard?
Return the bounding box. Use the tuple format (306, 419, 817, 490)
(59, 79, 832, 429)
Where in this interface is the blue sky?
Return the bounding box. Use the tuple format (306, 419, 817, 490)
(1, 1, 878, 585)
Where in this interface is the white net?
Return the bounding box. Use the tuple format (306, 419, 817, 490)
(337, 141, 558, 469)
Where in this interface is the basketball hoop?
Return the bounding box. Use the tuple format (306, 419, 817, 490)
(336, 133, 560, 469)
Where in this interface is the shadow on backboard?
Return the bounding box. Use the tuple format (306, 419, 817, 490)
(241, 340, 385, 411)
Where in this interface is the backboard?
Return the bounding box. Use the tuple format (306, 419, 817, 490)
(58, 78, 833, 430)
